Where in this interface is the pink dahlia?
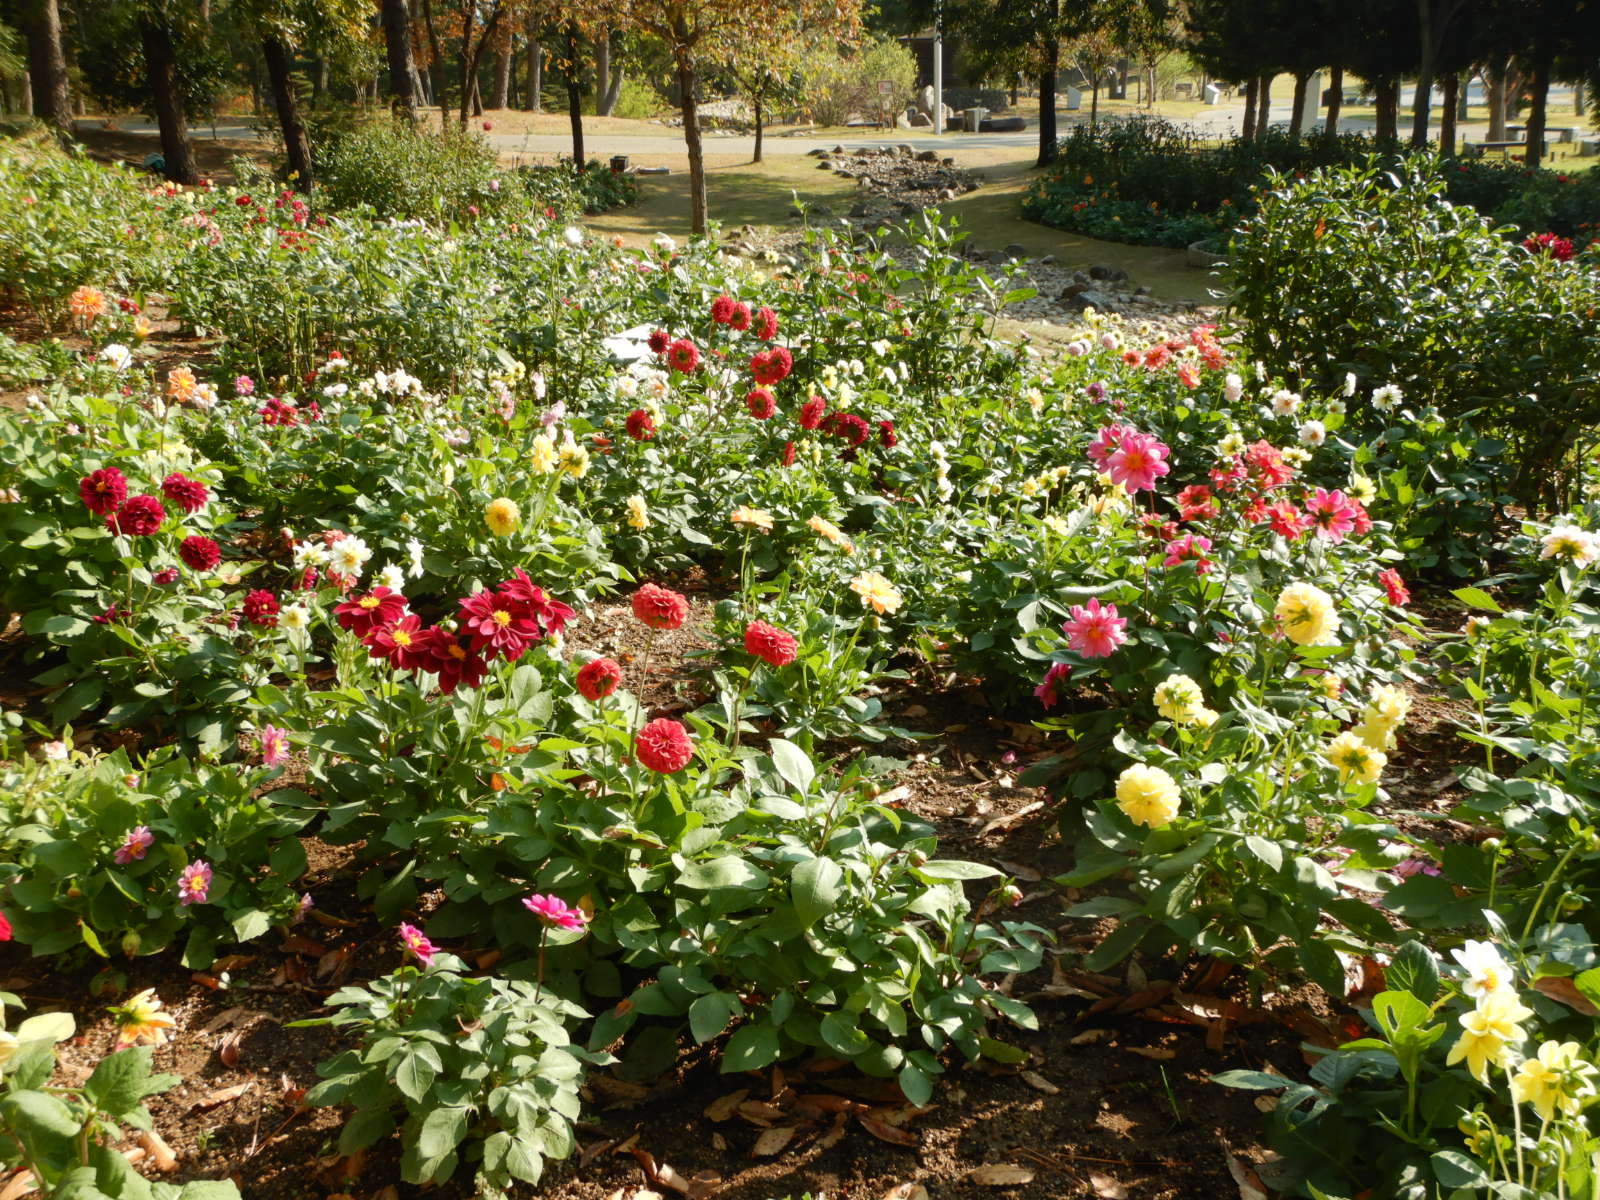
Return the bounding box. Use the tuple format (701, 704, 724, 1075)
(1062, 597, 1128, 659)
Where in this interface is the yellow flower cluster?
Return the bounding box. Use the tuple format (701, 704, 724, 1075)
(1152, 675, 1217, 728)
(530, 433, 558, 475)
(1324, 731, 1385, 786)
(1020, 464, 1073, 499)
(1510, 1039, 1599, 1120)
(1115, 764, 1181, 828)
(626, 494, 649, 530)
(1275, 582, 1339, 646)
(1353, 683, 1410, 751)
(558, 434, 590, 479)
(1446, 941, 1530, 1084)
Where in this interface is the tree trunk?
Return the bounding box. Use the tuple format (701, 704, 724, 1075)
(1439, 73, 1458, 155)
(600, 36, 622, 115)
(263, 36, 313, 190)
(753, 91, 763, 163)
(1241, 75, 1258, 141)
(566, 25, 585, 170)
(673, 32, 707, 236)
(1010, 73, 1019, 106)
(1485, 65, 1506, 140)
(457, 4, 476, 127)
(470, 77, 483, 116)
(20, 69, 34, 116)
(381, 0, 418, 117)
(1324, 66, 1342, 138)
(1574, 80, 1585, 116)
(1374, 77, 1399, 142)
(139, 18, 198, 184)
(22, 0, 71, 133)
(311, 56, 327, 108)
(527, 34, 542, 111)
(1037, 36, 1058, 167)
(1255, 75, 1271, 139)
(421, 0, 447, 124)
(1289, 71, 1309, 138)
(494, 44, 512, 109)
(1090, 80, 1099, 128)
(595, 27, 609, 116)
(1524, 50, 1550, 168)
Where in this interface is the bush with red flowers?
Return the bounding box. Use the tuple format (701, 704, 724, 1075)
(745, 388, 776, 420)
(79, 467, 128, 515)
(179, 534, 222, 571)
(749, 346, 793, 386)
(666, 338, 700, 374)
(106, 493, 166, 537)
(242, 589, 281, 627)
(161, 472, 210, 514)
(625, 409, 656, 440)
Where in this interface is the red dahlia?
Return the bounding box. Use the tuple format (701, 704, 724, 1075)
(422, 629, 490, 694)
(878, 420, 897, 449)
(625, 409, 657, 441)
(458, 588, 541, 661)
(631, 583, 690, 631)
(744, 620, 798, 668)
(798, 395, 826, 430)
(667, 339, 700, 374)
(754, 306, 778, 341)
(0, 911, 10, 941)
(749, 346, 793, 386)
(160, 472, 209, 514)
(647, 328, 670, 354)
(179, 534, 221, 571)
(1379, 568, 1411, 607)
(498, 569, 575, 638)
(782, 441, 797, 466)
(576, 656, 624, 701)
(728, 301, 752, 332)
(365, 613, 432, 669)
(79, 467, 128, 515)
(746, 388, 776, 420)
(335, 586, 408, 637)
(635, 718, 694, 774)
(106, 494, 166, 537)
(710, 295, 736, 324)
(242, 589, 280, 627)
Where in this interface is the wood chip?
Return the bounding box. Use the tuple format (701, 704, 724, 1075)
(199, 1006, 249, 1034)
(190, 1082, 252, 1110)
(136, 1131, 177, 1173)
(1069, 1028, 1110, 1045)
(1020, 1071, 1060, 1095)
(1126, 1046, 1176, 1061)
(751, 1127, 796, 1157)
(1088, 1172, 1129, 1199)
(966, 1165, 1035, 1186)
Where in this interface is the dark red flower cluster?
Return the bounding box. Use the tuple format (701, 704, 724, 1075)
(820, 412, 870, 448)
(726, 301, 752, 332)
(334, 587, 408, 637)
(161, 472, 209, 514)
(1524, 232, 1575, 261)
(797, 395, 826, 430)
(106, 494, 166, 537)
(753, 306, 778, 341)
(877, 420, 897, 449)
(625, 409, 657, 440)
(79, 467, 128, 515)
(180, 534, 221, 571)
(260, 397, 303, 426)
(1211, 439, 1295, 496)
(745, 388, 776, 420)
(647, 328, 670, 354)
(635, 717, 694, 774)
(710, 295, 736, 324)
(744, 620, 798, 668)
(667, 339, 701, 374)
(576, 656, 623, 701)
(458, 570, 574, 663)
(749, 346, 793, 386)
(631, 582, 689, 630)
(242, 589, 280, 627)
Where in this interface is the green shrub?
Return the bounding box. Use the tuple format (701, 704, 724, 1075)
(313, 118, 508, 222)
(801, 36, 917, 126)
(1226, 157, 1600, 514)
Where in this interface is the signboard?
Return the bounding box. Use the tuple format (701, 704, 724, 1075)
(878, 80, 893, 95)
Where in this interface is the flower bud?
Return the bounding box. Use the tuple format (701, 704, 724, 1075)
(121, 930, 142, 957)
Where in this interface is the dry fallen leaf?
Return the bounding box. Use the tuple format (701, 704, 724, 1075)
(1533, 975, 1600, 1017)
(1070, 1028, 1111, 1045)
(1127, 1046, 1177, 1061)
(966, 1165, 1035, 1187)
(815, 1113, 849, 1151)
(881, 1184, 929, 1200)
(0, 1172, 37, 1200)
(199, 1006, 248, 1035)
(702, 1090, 748, 1122)
(137, 1130, 178, 1173)
(751, 1127, 796, 1157)
(1225, 1150, 1268, 1200)
(857, 1116, 918, 1147)
(218, 1028, 245, 1068)
(1088, 1172, 1129, 1199)
(1020, 1071, 1060, 1095)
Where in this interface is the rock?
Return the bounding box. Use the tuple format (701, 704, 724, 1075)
(898, 144, 915, 156)
(1089, 264, 1129, 283)
(1058, 282, 1090, 300)
(918, 84, 936, 116)
(895, 112, 914, 130)
(1134, 285, 1152, 296)
(938, 187, 957, 201)
(855, 147, 873, 157)
(817, 158, 833, 169)
(807, 147, 829, 157)
(980, 115, 1028, 133)
(907, 112, 932, 128)
(832, 144, 844, 154)
(942, 157, 956, 167)
(849, 202, 874, 218)
(915, 149, 940, 163)
(897, 202, 920, 216)
(1039, 254, 1056, 265)
(1003, 243, 1029, 261)
(1058, 288, 1118, 314)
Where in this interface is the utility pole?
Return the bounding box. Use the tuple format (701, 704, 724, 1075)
(932, 0, 943, 134)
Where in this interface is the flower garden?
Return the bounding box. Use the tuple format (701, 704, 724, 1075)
(1, 133, 1599, 1200)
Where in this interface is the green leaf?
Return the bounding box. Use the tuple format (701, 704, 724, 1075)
(722, 1022, 781, 1072)
(768, 738, 815, 793)
(337, 1105, 396, 1154)
(1387, 941, 1441, 1004)
(677, 856, 769, 891)
(1451, 587, 1502, 613)
(1431, 1149, 1489, 1189)
(16, 1011, 76, 1046)
(688, 992, 741, 1044)
(396, 1050, 437, 1102)
(415, 1104, 470, 1160)
(1212, 1070, 1291, 1091)
(976, 1036, 1029, 1065)
(1, 1088, 83, 1138)
(914, 859, 1001, 881)
(83, 1048, 161, 1117)
(790, 857, 844, 927)
(1243, 836, 1284, 872)
(1574, 967, 1600, 1011)
(231, 910, 271, 943)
